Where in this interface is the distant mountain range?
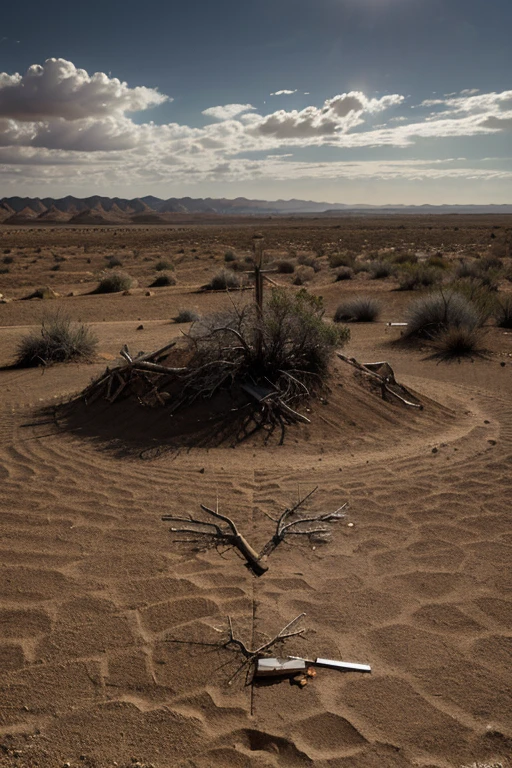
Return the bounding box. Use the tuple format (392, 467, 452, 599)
(1, 195, 511, 224)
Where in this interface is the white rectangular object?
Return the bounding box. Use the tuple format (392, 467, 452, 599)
(315, 658, 371, 673)
(256, 657, 307, 677)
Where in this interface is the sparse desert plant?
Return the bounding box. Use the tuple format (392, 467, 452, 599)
(426, 254, 447, 269)
(50, 264, 60, 271)
(370, 261, 393, 279)
(431, 326, 484, 360)
(329, 252, 354, 269)
(335, 267, 353, 281)
(0, 266, 10, 274)
(15, 314, 98, 367)
(205, 269, 242, 290)
(448, 280, 497, 324)
(151, 272, 176, 287)
(293, 266, 315, 285)
(174, 308, 200, 323)
(105, 255, 123, 269)
(224, 250, 236, 262)
(2, 255, 13, 264)
(3, 248, 11, 255)
(404, 290, 480, 341)
(155, 259, 174, 271)
(297, 254, 321, 272)
(398, 265, 442, 290)
(53, 253, 67, 263)
(276, 260, 295, 274)
(494, 296, 512, 328)
(392, 251, 418, 265)
(93, 271, 134, 294)
(353, 260, 372, 274)
(334, 296, 381, 323)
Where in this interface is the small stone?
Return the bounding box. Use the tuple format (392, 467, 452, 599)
(136, 324, 144, 330)
(488, 439, 497, 446)
(431, 447, 438, 454)
(484, 420, 490, 424)
(199, 468, 205, 473)
(347, 522, 355, 528)
(145, 290, 154, 297)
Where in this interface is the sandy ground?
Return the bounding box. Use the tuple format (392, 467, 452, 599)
(0, 221, 511, 767)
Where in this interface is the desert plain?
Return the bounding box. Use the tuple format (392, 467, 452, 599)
(0, 215, 511, 768)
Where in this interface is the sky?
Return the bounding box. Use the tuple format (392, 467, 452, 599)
(1, 0, 511, 205)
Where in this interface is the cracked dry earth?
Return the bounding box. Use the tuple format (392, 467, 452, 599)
(0, 320, 511, 768)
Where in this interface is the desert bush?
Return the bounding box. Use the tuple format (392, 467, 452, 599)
(293, 266, 315, 285)
(431, 326, 484, 360)
(155, 259, 174, 271)
(448, 280, 497, 323)
(15, 314, 98, 367)
(205, 269, 241, 290)
(353, 260, 372, 274)
(105, 255, 123, 269)
(50, 264, 60, 271)
(398, 265, 442, 290)
(426, 254, 447, 269)
(2, 255, 13, 264)
(190, 288, 348, 387)
(275, 260, 295, 274)
(151, 272, 176, 287)
(334, 296, 381, 323)
(335, 267, 353, 281)
(93, 271, 134, 294)
(329, 252, 354, 269)
(392, 251, 418, 265)
(494, 296, 512, 328)
(3, 248, 11, 255)
(174, 308, 200, 323)
(224, 250, 236, 262)
(0, 266, 9, 274)
(297, 254, 321, 272)
(370, 261, 393, 279)
(404, 291, 480, 341)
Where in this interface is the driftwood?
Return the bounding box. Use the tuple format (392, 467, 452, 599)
(162, 487, 346, 576)
(337, 353, 423, 410)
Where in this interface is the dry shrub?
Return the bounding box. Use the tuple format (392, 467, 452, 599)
(494, 296, 512, 328)
(431, 326, 484, 360)
(155, 259, 174, 271)
(335, 267, 353, 281)
(105, 255, 123, 268)
(151, 272, 176, 287)
(392, 251, 418, 265)
(224, 250, 236, 262)
(334, 296, 381, 323)
(15, 314, 98, 367)
(93, 271, 134, 293)
(204, 269, 242, 290)
(276, 260, 295, 274)
(293, 266, 315, 285)
(398, 265, 442, 290)
(186, 288, 349, 397)
(404, 291, 480, 341)
(329, 252, 354, 269)
(174, 308, 200, 323)
(370, 261, 393, 279)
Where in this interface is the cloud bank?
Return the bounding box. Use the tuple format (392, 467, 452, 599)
(0, 59, 511, 193)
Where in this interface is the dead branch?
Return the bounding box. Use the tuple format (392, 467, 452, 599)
(162, 503, 268, 576)
(337, 353, 423, 409)
(225, 613, 306, 659)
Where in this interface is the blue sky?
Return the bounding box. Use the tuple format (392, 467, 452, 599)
(1, 0, 511, 203)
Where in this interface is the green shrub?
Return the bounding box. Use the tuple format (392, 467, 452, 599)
(15, 315, 98, 367)
(334, 296, 381, 323)
(205, 269, 241, 290)
(404, 291, 480, 341)
(93, 271, 134, 294)
(151, 273, 176, 287)
(174, 308, 200, 323)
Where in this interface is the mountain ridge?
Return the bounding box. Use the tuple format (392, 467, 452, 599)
(1, 195, 511, 223)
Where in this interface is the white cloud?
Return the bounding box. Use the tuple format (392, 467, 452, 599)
(270, 89, 298, 96)
(0, 58, 168, 121)
(202, 103, 255, 120)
